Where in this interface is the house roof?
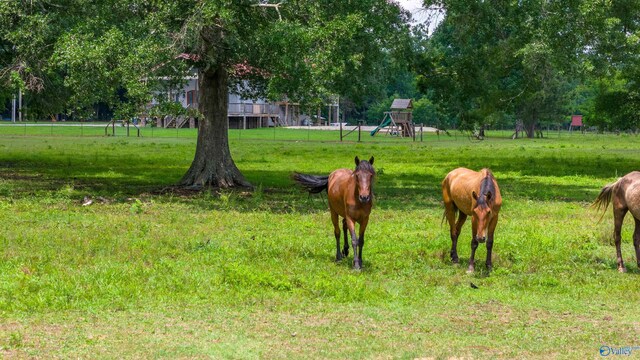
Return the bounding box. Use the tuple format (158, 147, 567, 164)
(391, 98, 412, 110)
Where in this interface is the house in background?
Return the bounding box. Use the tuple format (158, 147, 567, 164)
(156, 67, 300, 129)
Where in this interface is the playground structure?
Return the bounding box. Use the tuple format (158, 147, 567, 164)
(371, 99, 415, 138)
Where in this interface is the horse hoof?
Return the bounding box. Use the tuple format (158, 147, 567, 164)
(466, 266, 475, 274)
(618, 266, 627, 273)
(486, 265, 493, 272)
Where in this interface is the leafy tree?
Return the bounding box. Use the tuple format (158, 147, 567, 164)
(411, 97, 438, 126)
(584, 0, 640, 131)
(1, 0, 411, 188)
(415, 0, 598, 138)
(592, 76, 640, 131)
(365, 95, 394, 125)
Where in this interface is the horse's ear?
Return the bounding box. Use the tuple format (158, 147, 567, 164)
(472, 191, 478, 200)
(369, 156, 374, 165)
(486, 191, 492, 202)
(355, 156, 360, 166)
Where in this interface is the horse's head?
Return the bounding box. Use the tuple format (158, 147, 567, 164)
(472, 190, 493, 243)
(354, 156, 375, 204)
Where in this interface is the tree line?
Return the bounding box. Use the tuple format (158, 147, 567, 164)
(1, 0, 638, 187)
(364, 0, 639, 137)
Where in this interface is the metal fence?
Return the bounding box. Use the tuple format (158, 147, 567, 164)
(0, 121, 628, 143)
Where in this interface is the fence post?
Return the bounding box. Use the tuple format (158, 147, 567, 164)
(420, 123, 423, 142)
(340, 121, 343, 142)
(358, 121, 362, 142)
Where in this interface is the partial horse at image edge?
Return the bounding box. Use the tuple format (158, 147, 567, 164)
(292, 156, 375, 270)
(442, 167, 502, 273)
(593, 171, 640, 273)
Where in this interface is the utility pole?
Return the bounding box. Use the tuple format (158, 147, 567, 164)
(11, 94, 16, 123)
(18, 89, 22, 122)
(336, 95, 340, 126)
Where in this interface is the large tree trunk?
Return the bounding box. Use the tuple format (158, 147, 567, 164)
(525, 122, 536, 138)
(524, 111, 537, 138)
(179, 64, 251, 189)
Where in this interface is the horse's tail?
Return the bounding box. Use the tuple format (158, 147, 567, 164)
(592, 179, 619, 223)
(441, 204, 458, 227)
(292, 172, 329, 194)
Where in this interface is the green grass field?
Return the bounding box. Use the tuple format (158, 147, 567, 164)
(1, 128, 640, 358)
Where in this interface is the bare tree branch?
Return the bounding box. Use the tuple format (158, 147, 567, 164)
(252, 2, 282, 21)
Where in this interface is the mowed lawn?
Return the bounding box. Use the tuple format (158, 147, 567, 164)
(1, 129, 640, 358)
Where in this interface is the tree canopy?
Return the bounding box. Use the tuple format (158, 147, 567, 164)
(3, 0, 639, 160)
(1, 0, 413, 187)
(414, 0, 640, 136)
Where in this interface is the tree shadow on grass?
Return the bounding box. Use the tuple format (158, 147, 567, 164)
(0, 147, 634, 212)
(375, 170, 604, 205)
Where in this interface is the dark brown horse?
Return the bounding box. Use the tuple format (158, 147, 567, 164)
(293, 156, 375, 269)
(593, 171, 640, 272)
(442, 168, 502, 272)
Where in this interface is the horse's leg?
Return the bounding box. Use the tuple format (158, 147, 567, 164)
(485, 215, 499, 271)
(357, 217, 369, 269)
(613, 207, 627, 272)
(453, 213, 467, 264)
(345, 218, 360, 269)
(331, 211, 342, 261)
(468, 220, 479, 273)
(342, 218, 349, 257)
(634, 217, 640, 269)
(445, 203, 463, 264)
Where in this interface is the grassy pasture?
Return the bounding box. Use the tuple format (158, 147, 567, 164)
(1, 129, 640, 358)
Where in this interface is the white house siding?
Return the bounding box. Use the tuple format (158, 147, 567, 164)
(155, 75, 299, 128)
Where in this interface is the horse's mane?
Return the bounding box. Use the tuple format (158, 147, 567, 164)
(355, 160, 375, 175)
(477, 169, 495, 206)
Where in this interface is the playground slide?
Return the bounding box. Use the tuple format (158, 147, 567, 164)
(370, 117, 393, 136)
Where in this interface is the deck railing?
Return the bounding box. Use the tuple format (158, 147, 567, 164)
(228, 103, 279, 116)
(186, 102, 280, 116)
